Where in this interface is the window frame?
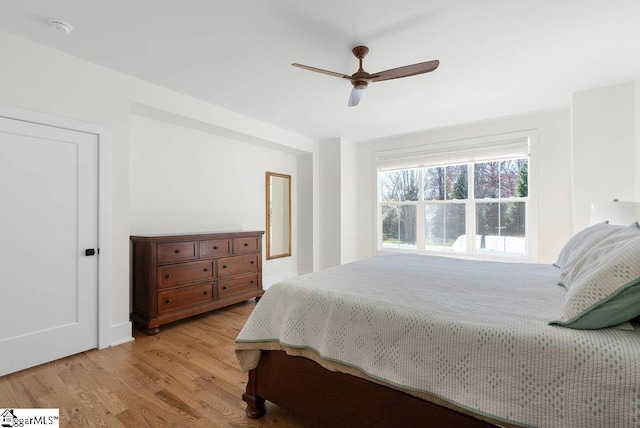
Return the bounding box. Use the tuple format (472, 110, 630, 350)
(374, 131, 538, 262)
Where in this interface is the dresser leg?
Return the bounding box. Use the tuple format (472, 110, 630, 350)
(133, 319, 161, 335)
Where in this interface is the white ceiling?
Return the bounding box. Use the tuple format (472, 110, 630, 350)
(1, 0, 640, 142)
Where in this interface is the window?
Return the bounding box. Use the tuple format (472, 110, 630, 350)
(377, 133, 534, 259)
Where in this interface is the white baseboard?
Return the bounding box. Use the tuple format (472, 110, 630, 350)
(109, 321, 134, 347)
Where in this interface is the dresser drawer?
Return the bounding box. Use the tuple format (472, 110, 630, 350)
(199, 239, 232, 258)
(218, 273, 259, 299)
(158, 260, 214, 289)
(218, 254, 258, 277)
(157, 241, 196, 263)
(234, 237, 259, 254)
(158, 283, 213, 314)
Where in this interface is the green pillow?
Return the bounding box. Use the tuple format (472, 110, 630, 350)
(554, 282, 640, 329)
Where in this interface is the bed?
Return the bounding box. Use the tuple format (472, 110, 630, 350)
(235, 224, 640, 427)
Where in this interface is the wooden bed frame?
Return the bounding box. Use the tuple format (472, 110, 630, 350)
(243, 350, 500, 427)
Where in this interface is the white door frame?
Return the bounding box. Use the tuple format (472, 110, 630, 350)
(0, 103, 112, 349)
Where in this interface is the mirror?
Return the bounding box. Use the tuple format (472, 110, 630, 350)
(266, 171, 291, 259)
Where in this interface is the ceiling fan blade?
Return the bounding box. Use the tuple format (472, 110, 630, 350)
(348, 87, 365, 107)
(370, 60, 440, 82)
(292, 63, 351, 79)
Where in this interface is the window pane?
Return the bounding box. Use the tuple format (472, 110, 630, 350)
(424, 204, 444, 249)
(382, 204, 417, 249)
(500, 202, 526, 254)
(445, 204, 466, 251)
(425, 203, 465, 252)
(381, 169, 419, 202)
(499, 159, 528, 198)
(501, 202, 526, 237)
(499, 160, 519, 198)
(445, 164, 468, 200)
(474, 161, 500, 199)
(425, 165, 469, 200)
(476, 202, 499, 238)
(423, 167, 445, 200)
(476, 202, 526, 255)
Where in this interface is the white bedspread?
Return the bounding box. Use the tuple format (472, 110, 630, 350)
(235, 254, 640, 427)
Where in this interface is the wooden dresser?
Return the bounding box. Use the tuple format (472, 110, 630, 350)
(130, 231, 264, 334)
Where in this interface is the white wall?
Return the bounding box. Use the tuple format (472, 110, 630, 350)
(340, 139, 359, 264)
(318, 138, 360, 268)
(319, 139, 342, 269)
(129, 115, 299, 286)
(357, 108, 571, 264)
(0, 31, 315, 345)
(570, 82, 636, 232)
(296, 153, 315, 274)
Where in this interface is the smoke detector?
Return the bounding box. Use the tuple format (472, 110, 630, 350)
(48, 19, 73, 35)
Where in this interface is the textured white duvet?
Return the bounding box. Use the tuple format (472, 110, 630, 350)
(235, 254, 640, 427)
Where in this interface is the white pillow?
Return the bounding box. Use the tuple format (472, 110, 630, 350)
(555, 222, 624, 287)
(551, 223, 640, 329)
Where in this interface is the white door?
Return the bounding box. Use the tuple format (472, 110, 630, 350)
(0, 116, 98, 376)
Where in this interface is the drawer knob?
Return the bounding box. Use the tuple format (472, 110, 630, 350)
(213, 246, 218, 250)
(203, 290, 208, 295)
(165, 274, 171, 279)
(222, 286, 227, 290)
(204, 268, 209, 272)
(175, 249, 181, 254)
(250, 280, 254, 284)
(223, 265, 227, 269)
(250, 261, 255, 264)
(165, 299, 172, 304)
(244, 243, 249, 247)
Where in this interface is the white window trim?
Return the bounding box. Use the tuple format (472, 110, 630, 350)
(373, 130, 539, 263)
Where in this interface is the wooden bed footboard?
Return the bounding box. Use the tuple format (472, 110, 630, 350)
(243, 350, 498, 427)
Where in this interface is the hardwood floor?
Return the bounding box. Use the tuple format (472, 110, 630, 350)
(0, 301, 310, 427)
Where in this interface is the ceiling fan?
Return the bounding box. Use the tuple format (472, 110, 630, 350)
(292, 46, 439, 107)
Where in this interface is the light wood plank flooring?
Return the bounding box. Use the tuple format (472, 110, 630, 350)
(0, 301, 309, 427)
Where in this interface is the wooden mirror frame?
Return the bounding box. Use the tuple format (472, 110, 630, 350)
(266, 172, 291, 259)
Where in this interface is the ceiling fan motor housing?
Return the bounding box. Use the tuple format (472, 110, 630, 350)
(353, 80, 368, 90)
(352, 46, 371, 89)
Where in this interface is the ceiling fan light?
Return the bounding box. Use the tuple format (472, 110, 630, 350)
(348, 87, 365, 107)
